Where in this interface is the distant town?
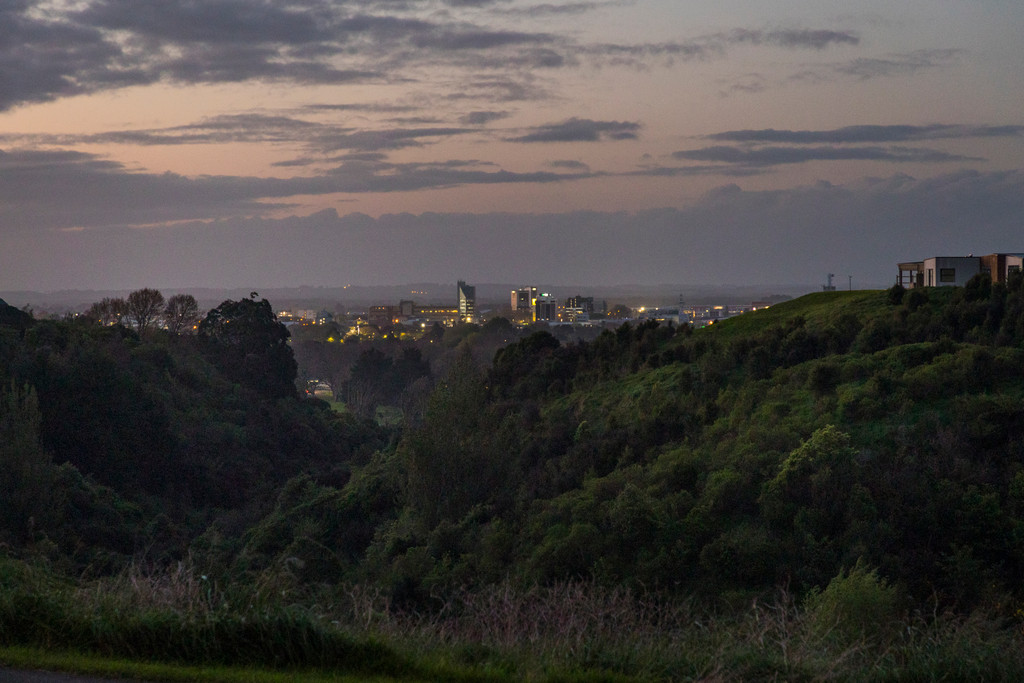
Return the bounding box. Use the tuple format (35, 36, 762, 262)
(273, 280, 780, 342)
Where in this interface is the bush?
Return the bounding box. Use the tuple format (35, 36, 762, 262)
(807, 362, 841, 397)
(803, 560, 900, 644)
(886, 283, 906, 305)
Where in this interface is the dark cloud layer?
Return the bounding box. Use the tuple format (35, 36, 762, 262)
(708, 125, 1024, 144)
(2, 114, 481, 155)
(507, 118, 640, 142)
(579, 28, 858, 68)
(833, 49, 962, 80)
(667, 124, 1022, 169)
(459, 110, 511, 125)
(727, 28, 859, 50)
(674, 145, 977, 167)
(0, 0, 871, 110)
(0, 146, 593, 231)
(3, 170, 1021, 290)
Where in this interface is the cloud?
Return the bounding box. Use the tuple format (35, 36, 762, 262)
(411, 29, 553, 50)
(628, 164, 765, 178)
(717, 74, 769, 96)
(834, 49, 962, 80)
(578, 27, 858, 68)
(716, 45, 963, 97)
(708, 125, 1024, 144)
(447, 75, 551, 102)
(0, 0, 566, 111)
(549, 160, 590, 170)
(501, 2, 616, 18)
(0, 0, 874, 111)
(0, 3, 138, 110)
(673, 145, 979, 167)
(726, 28, 859, 50)
(459, 110, 511, 125)
(0, 146, 594, 231)
(444, 0, 506, 6)
(4, 170, 1022, 290)
(315, 127, 473, 151)
(96, 114, 332, 146)
(668, 123, 1018, 168)
(507, 118, 640, 142)
(2, 114, 484, 155)
(75, 1, 336, 45)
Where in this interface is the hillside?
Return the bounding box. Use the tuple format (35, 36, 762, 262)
(195, 278, 1024, 613)
(3, 278, 1024, 678)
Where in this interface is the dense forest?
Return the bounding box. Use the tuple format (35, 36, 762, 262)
(4, 276, 1024, 679)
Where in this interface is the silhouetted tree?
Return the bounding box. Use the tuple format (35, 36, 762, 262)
(198, 293, 297, 399)
(609, 304, 633, 318)
(84, 297, 127, 326)
(164, 293, 200, 335)
(0, 382, 57, 544)
(126, 288, 165, 335)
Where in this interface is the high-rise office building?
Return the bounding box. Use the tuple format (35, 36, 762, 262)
(511, 286, 537, 322)
(457, 280, 476, 323)
(564, 295, 594, 314)
(535, 293, 557, 321)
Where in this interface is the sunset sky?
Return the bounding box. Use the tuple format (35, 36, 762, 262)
(2, 0, 1023, 292)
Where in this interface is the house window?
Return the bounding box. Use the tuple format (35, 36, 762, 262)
(939, 268, 956, 283)
(1010, 265, 1021, 274)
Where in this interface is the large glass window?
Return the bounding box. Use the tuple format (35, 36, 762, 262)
(939, 268, 956, 283)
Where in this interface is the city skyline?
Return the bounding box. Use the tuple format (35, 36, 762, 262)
(2, 1, 1023, 291)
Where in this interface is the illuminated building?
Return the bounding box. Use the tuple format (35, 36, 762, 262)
(368, 303, 458, 327)
(457, 280, 477, 323)
(564, 295, 594, 313)
(564, 295, 594, 322)
(511, 286, 537, 322)
(535, 293, 557, 322)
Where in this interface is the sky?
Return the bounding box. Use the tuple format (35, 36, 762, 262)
(1, 0, 1023, 292)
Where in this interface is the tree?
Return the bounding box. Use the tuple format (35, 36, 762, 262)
(609, 304, 633, 319)
(198, 294, 297, 399)
(0, 382, 57, 544)
(402, 347, 504, 525)
(84, 297, 127, 326)
(0, 300, 33, 332)
(346, 348, 391, 417)
(126, 288, 166, 335)
(164, 293, 200, 335)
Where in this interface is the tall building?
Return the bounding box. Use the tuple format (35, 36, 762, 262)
(564, 295, 593, 323)
(511, 286, 537, 322)
(457, 280, 476, 323)
(535, 292, 557, 322)
(564, 295, 594, 314)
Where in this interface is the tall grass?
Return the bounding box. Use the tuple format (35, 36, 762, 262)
(0, 557, 413, 678)
(2, 555, 1024, 681)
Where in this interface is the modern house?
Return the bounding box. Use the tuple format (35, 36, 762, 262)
(898, 253, 1024, 288)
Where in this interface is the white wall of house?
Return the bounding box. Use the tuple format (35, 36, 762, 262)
(1006, 255, 1024, 278)
(922, 257, 980, 287)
